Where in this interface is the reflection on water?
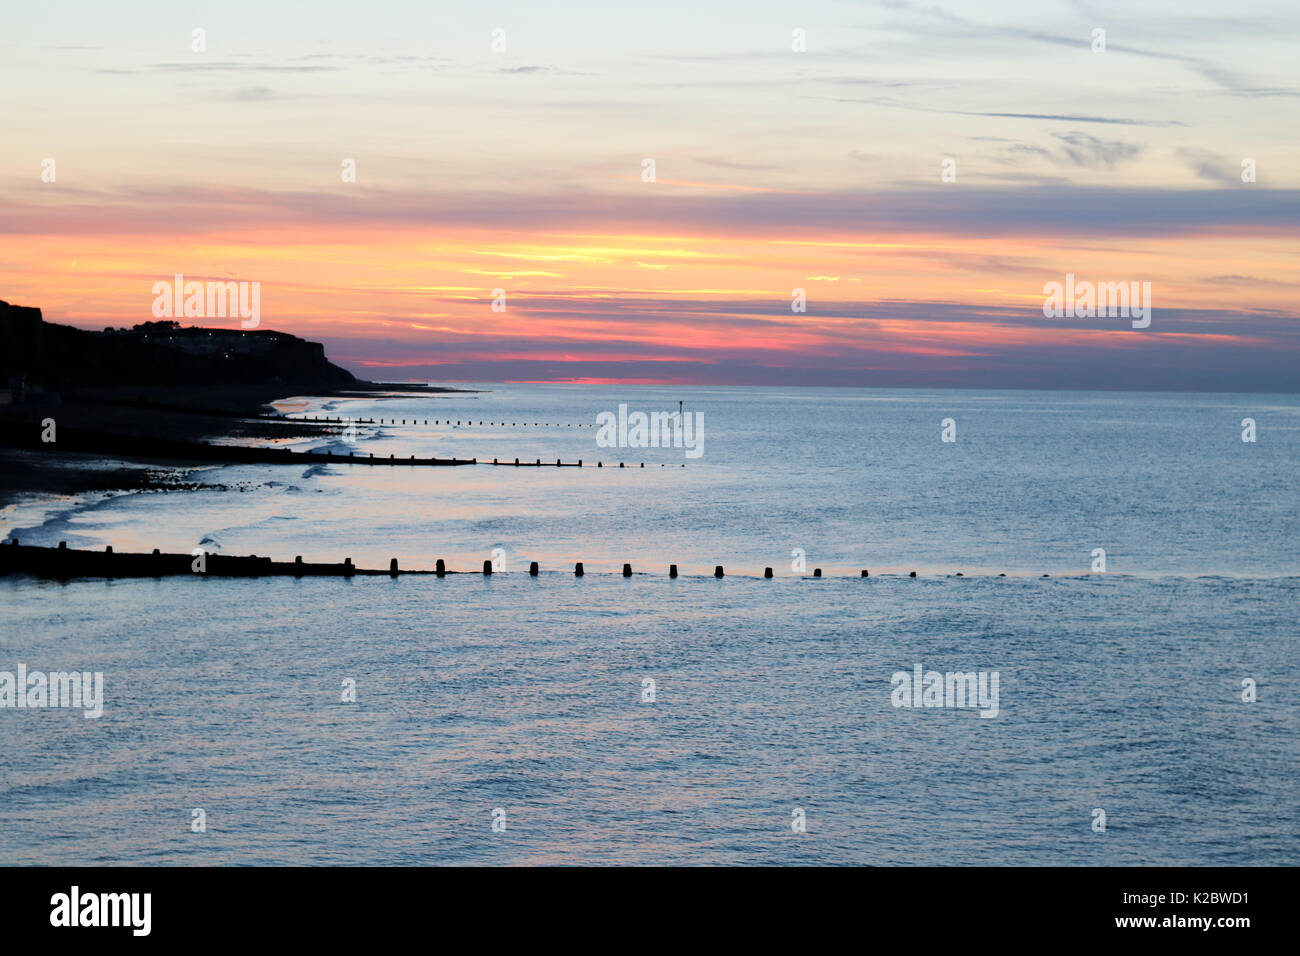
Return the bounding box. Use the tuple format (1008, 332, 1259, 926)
(1, 574, 1296, 865)
(4, 385, 1298, 578)
(1, 386, 1297, 864)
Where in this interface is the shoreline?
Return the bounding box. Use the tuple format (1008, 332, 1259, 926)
(0, 381, 476, 508)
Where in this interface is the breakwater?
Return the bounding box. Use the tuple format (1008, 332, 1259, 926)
(0, 541, 958, 581)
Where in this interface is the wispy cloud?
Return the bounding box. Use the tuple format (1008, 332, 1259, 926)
(6, 184, 1297, 239)
(956, 111, 1181, 128)
(1051, 132, 1142, 167)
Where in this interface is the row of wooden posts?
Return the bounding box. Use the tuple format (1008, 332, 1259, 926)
(488, 459, 682, 468)
(5, 420, 674, 469)
(4, 540, 1020, 580)
(465, 561, 875, 578)
(448, 562, 947, 578)
(4, 541, 1052, 581)
(287, 416, 591, 427)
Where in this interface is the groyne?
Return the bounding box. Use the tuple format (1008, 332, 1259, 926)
(0, 542, 927, 581)
(1, 425, 474, 466)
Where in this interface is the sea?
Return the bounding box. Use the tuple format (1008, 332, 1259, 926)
(1, 385, 1296, 864)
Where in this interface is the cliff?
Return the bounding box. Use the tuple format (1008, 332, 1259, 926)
(0, 301, 356, 391)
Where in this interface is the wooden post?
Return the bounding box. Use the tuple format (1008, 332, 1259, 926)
(909, 571, 916, 577)
(390, 558, 399, 576)
(813, 568, 822, 577)
(295, 556, 303, 577)
(714, 565, 724, 578)
(764, 567, 773, 578)
(861, 569, 869, 577)
(623, 563, 632, 577)
(575, 562, 584, 577)
(436, 559, 445, 577)
(669, 564, 678, 578)
(483, 560, 493, 575)
(344, 558, 354, 577)
(529, 561, 539, 576)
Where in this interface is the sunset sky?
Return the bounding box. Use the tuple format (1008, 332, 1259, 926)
(3, 0, 1298, 389)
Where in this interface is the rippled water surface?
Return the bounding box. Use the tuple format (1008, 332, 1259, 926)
(1, 387, 1297, 864)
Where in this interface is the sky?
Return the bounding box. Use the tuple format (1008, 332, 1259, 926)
(2, 0, 1298, 390)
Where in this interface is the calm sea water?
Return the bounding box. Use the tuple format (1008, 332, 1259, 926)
(1, 386, 1297, 864)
